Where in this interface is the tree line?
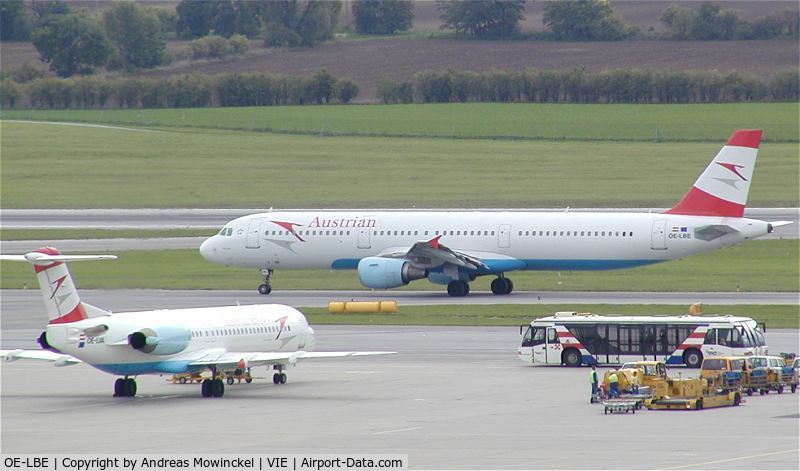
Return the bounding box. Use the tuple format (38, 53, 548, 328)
(2, 68, 796, 110)
(0, 70, 359, 109)
(1, 1, 796, 81)
(378, 68, 799, 104)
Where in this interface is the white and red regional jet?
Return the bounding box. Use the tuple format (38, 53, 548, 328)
(200, 130, 790, 297)
(0, 248, 393, 398)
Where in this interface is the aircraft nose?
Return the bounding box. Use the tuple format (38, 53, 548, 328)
(199, 237, 216, 262)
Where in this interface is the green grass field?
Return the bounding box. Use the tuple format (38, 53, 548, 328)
(2, 121, 797, 208)
(1, 240, 796, 292)
(300, 304, 799, 328)
(3, 103, 798, 142)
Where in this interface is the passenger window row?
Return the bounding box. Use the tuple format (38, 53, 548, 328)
(517, 230, 634, 237)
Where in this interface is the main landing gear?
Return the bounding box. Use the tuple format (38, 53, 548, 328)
(490, 277, 514, 295)
(258, 268, 273, 295)
(113, 377, 137, 397)
(447, 280, 470, 297)
(273, 365, 287, 385)
(201, 367, 225, 398)
(447, 277, 515, 296)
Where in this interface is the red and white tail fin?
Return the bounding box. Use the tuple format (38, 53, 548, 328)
(0, 247, 116, 324)
(665, 129, 761, 217)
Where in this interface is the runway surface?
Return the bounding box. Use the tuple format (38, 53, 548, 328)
(1, 325, 798, 469)
(2, 208, 797, 239)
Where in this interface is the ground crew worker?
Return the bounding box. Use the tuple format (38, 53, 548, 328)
(631, 370, 640, 394)
(590, 366, 599, 395)
(609, 370, 619, 398)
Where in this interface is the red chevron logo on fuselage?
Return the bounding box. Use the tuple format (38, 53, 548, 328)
(270, 221, 305, 242)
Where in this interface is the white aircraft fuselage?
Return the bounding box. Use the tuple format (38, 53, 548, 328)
(45, 304, 314, 376)
(201, 211, 771, 272)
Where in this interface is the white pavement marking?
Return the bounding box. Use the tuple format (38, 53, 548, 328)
(654, 448, 800, 470)
(371, 426, 423, 436)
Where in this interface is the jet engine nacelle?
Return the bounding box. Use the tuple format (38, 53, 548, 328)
(37, 331, 56, 352)
(357, 257, 427, 289)
(128, 327, 191, 355)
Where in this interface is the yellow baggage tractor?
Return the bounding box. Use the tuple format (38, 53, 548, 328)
(169, 373, 205, 384)
(644, 373, 742, 410)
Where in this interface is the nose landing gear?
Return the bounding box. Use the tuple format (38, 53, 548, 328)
(258, 268, 273, 295)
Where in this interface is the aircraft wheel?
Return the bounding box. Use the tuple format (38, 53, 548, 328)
(504, 278, 514, 294)
(125, 378, 137, 397)
(490, 278, 506, 295)
(447, 280, 469, 297)
(201, 379, 213, 397)
(226, 376, 234, 385)
(273, 373, 281, 385)
(258, 283, 272, 295)
(113, 378, 125, 397)
(280, 373, 287, 384)
(212, 379, 225, 397)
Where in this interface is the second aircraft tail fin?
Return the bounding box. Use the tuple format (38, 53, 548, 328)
(0, 247, 116, 324)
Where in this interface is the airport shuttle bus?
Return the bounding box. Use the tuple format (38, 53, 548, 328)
(518, 312, 767, 367)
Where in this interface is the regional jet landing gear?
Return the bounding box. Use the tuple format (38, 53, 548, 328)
(201, 367, 225, 398)
(490, 276, 514, 295)
(258, 268, 273, 295)
(113, 377, 137, 397)
(272, 365, 287, 384)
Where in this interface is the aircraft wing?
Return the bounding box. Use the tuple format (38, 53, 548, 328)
(1, 349, 82, 367)
(379, 236, 489, 270)
(188, 351, 396, 369)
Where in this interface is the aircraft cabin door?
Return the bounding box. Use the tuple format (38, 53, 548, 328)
(357, 228, 371, 249)
(246, 219, 263, 249)
(498, 224, 511, 248)
(650, 219, 667, 250)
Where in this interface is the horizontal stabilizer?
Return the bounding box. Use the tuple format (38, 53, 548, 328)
(1, 349, 81, 366)
(0, 252, 116, 265)
(768, 221, 794, 229)
(694, 225, 739, 241)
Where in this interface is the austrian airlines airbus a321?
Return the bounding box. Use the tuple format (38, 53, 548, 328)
(200, 130, 790, 297)
(0, 248, 393, 398)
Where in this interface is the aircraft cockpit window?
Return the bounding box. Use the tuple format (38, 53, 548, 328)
(219, 228, 227, 235)
(226, 228, 233, 236)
